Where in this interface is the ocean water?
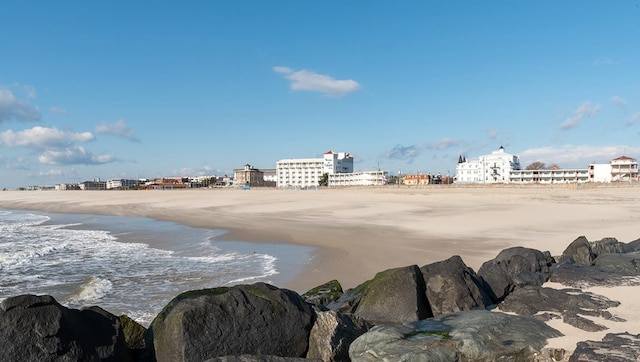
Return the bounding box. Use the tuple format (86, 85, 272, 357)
(0, 209, 313, 326)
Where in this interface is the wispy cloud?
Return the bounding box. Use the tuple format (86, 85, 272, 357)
(610, 96, 626, 107)
(626, 113, 640, 126)
(383, 137, 464, 163)
(273, 66, 360, 97)
(0, 88, 41, 123)
(519, 145, 640, 167)
(50, 106, 68, 116)
(593, 57, 613, 66)
(385, 144, 422, 163)
(559, 101, 601, 130)
(94, 120, 139, 141)
(38, 169, 64, 177)
(38, 146, 116, 165)
(423, 138, 463, 150)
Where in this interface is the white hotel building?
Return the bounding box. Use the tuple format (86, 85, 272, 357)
(276, 150, 388, 188)
(455, 146, 522, 184)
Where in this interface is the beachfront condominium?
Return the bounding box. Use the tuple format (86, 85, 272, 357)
(276, 150, 354, 188)
(455, 146, 522, 184)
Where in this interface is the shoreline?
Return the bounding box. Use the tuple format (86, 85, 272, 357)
(1, 185, 639, 292)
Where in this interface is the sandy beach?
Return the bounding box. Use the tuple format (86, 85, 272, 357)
(2, 184, 640, 353)
(1, 185, 639, 291)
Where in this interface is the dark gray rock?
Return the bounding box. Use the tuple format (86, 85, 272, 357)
(593, 253, 640, 275)
(349, 310, 563, 362)
(549, 261, 622, 288)
(146, 283, 315, 362)
(477, 246, 555, 302)
(499, 286, 623, 332)
(301, 279, 343, 308)
(306, 309, 371, 362)
(622, 237, 640, 253)
(560, 236, 596, 265)
(119, 314, 147, 360)
(329, 265, 432, 325)
(570, 332, 640, 361)
(591, 237, 627, 256)
(420, 255, 492, 316)
(205, 356, 321, 362)
(0, 294, 132, 362)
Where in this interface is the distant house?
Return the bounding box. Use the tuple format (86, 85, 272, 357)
(79, 179, 107, 190)
(589, 156, 639, 183)
(141, 178, 188, 190)
(233, 164, 273, 187)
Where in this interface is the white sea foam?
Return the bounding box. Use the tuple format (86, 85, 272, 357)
(0, 209, 295, 326)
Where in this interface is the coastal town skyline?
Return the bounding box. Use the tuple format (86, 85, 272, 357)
(1, 2, 640, 189)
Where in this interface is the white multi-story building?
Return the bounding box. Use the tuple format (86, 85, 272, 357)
(276, 150, 354, 188)
(455, 146, 521, 184)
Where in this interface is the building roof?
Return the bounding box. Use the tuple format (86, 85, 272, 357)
(612, 155, 636, 161)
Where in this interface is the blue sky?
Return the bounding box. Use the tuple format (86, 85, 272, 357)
(1, 1, 639, 188)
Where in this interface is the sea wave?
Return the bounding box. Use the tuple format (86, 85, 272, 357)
(67, 276, 113, 304)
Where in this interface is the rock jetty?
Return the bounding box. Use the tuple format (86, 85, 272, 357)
(2, 235, 640, 361)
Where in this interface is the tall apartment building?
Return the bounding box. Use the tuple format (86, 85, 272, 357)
(276, 150, 354, 188)
(455, 146, 522, 184)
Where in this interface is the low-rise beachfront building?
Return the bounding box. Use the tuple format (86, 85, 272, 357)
(276, 150, 354, 188)
(402, 173, 431, 186)
(509, 169, 590, 184)
(455, 146, 522, 184)
(79, 179, 107, 190)
(328, 170, 388, 187)
(106, 179, 138, 190)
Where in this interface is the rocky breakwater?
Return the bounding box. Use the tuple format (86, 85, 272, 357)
(3, 236, 640, 361)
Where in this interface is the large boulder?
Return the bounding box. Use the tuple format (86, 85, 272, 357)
(301, 280, 343, 308)
(593, 253, 640, 275)
(420, 255, 492, 315)
(306, 309, 371, 362)
(329, 265, 431, 325)
(477, 247, 555, 302)
(119, 315, 147, 360)
(349, 310, 562, 362)
(0, 294, 132, 362)
(146, 283, 315, 362)
(561, 236, 596, 265)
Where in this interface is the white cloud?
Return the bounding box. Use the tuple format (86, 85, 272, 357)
(0, 88, 41, 123)
(518, 145, 640, 167)
(0, 126, 94, 149)
(38, 146, 115, 165)
(559, 102, 601, 130)
(273, 66, 360, 97)
(94, 120, 139, 141)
